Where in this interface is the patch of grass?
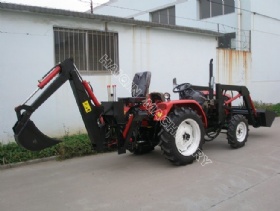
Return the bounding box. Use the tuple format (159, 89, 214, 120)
(56, 134, 96, 160)
(253, 101, 280, 116)
(0, 142, 57, 165)
(0, 134, 98, 165)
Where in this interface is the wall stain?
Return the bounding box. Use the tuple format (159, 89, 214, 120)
(217, 49, 251, 86)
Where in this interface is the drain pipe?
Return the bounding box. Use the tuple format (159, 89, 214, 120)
(237, 0, 242, 50)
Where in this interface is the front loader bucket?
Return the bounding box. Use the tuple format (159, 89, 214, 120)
(256, 109, 276, 127)
(13, 119, 61, 151)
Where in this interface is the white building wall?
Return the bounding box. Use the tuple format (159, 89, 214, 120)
(95, 0, 238, 33)
(0, 9, 217, 143)
(251, 0, 280, 19)
(217, 49, 251, 85)
(176, 1, 237, 33)
(94, 0, 248, 47)
(0, 10, 111, 143)
(250, 14, 280, 103)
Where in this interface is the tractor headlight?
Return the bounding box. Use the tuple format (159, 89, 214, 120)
(163, 92, 170, 101)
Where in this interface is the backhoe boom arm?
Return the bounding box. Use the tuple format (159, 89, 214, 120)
(13, 58, 105, 151)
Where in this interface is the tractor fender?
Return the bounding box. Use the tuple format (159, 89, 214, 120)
(153, 100, 208, 128)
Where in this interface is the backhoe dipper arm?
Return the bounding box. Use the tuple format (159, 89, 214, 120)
(13, 58, 105, 151)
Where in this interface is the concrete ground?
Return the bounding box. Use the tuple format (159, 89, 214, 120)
(0, 118, 280, 211)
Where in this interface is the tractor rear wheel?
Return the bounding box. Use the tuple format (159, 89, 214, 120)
(159, 107, 204, 166)
(227, 115, 249, 148)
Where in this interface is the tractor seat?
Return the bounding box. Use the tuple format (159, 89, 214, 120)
(118, 71, 151, 104)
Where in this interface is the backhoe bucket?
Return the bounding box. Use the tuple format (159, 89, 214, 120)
(13, 119, 61, 151)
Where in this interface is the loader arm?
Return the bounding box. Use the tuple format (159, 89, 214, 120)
(215, 83, 276, 128)
(13, 58, 105, 151)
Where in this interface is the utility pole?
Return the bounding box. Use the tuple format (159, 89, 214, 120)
(78, 0, 93, 13)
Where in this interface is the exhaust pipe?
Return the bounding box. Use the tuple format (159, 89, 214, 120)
(209, 59, 214, 100)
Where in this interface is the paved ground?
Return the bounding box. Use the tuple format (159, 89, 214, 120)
(1, 118, 280, 211)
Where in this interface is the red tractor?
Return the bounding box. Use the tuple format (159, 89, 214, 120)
(13, 59, 276, 165)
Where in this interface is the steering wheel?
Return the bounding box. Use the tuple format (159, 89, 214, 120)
(173, 83, 192, 93)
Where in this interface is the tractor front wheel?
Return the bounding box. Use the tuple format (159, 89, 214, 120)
(227, 115, 249, 148)
(159, 107, 204, 166)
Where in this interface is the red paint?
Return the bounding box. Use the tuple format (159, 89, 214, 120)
(82, 81, 101, 107)
(123, 114, 133, 138)
(141, 119, 149, 127)
(124, 106, 130, 114)
(153, 100, 208, 128)
(225, 93, 241, 105)
(38, 66, 61, 89)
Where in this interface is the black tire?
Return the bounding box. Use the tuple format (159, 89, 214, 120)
(227, 115, 249, 148)
(132, 145, 154, 155)
(159, 107, 204, 166)
(128, 126, 157, 155)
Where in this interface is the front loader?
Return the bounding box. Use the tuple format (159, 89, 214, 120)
(13, 58, 276, 166)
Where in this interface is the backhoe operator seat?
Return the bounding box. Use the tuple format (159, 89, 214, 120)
(132, 71, 151, 97)
(119, 71, 151, 104)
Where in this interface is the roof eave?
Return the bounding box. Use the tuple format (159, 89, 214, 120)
(0, 2, 222, 37)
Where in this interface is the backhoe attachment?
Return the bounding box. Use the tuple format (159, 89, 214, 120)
(13, 58, 104, 151)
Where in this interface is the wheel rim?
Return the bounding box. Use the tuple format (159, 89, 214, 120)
(175, 118, 201, 156)
(236, 122, 247, 142)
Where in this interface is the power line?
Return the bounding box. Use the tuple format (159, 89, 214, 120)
(253, 29, 280, 38)
(90, 1, 280, 40)
(92, 2, 251, 50)
(90, 1, 244, 34)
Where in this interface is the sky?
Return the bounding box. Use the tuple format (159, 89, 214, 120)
(2, 0, 109, 12)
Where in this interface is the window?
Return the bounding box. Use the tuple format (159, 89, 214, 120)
(200, 0, 235, 19)
(151, 6, 176, 25)
(54, 27, 119, 72)
(218, 32, 236, 49)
